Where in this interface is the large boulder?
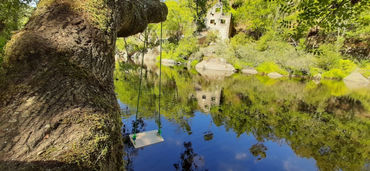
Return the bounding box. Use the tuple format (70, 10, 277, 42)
(344, 72, 369, 89)
(195, 58, 235, 79)
(242, 68, 258, 75)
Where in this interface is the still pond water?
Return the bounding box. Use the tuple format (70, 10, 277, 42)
(114, 66, 370, 171)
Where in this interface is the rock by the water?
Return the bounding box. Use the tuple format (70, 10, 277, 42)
(242, 68, 258, 75)
(195, 58, 235, 79)
(344, 72, 369, 89)
(162, 59, 177, 66)
(313, 74, 322, 80)
(268, 72, 283, 79)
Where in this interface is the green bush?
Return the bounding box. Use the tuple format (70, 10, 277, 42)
(309, 67, 323, 76)
(322, 69, 348, 79)
(161, 36, 199, 62)
(190, 59, 199, 68)
(322, 59, 357, 79)
(204, 31, 218, 46)
(359, 63, 370, 78)
(230, 32, 251, 49)
(256, 62, 288, 75)
(256, 31, 274, 51)
(316, 44, 342, 70)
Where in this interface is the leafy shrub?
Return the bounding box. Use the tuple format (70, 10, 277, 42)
(256, 62, 288, 75)
(359, 63, 370, 78)
(322, 69, 348, 79)
(161, 36, 199, 62)
(309, 67, 323, 76)
(204, 31, 218, 45)
(256, 31, 274, 51)
(230, 32, 251, 49)
(316, 44, 342, 70)
(190, 59, 199, 68)
(322, 59, 357, 79)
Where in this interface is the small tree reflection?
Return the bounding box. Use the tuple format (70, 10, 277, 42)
(249, 143, 267, 161)
(173, 142, 208, 171)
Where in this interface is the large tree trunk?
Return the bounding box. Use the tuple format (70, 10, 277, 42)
(0, 0, 167, 170)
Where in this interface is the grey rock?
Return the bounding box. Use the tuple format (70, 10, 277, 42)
(195, 58, 235, 79)
(313, 74, 322, 80)
(268, 72, 283, 79)
(242, 68, 258, 75)
(344, 72, 369, 89)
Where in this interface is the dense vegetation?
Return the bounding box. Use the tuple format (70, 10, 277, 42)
(116, 0, 369, 79)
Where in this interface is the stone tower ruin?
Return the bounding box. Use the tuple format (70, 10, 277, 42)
(205, 0, 232, 40)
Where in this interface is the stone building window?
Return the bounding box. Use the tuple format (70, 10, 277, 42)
(202, 95, 206, 99)
(220, 19, 226, 24)
(210, 20, 215, 24)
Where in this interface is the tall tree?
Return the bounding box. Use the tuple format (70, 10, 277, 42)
(0, 0, 167, 170)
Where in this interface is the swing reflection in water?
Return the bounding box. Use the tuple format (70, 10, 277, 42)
(129, 130, 164, 148)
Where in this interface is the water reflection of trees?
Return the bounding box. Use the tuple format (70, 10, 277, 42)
(115, 66, 370, 170)
(249, 143, 267, 160)
(173, 142, 207, 171)
(211, 75, 370, 170)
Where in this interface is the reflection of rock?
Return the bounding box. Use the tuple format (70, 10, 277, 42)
(267, 72, 283, 79)
(162, 59, 177, 66)
(313, 74, 322, 81)
(343, 72, 369, 89)
(195, 58, 235, 79)
(242, 68, 258, 75)
(132, 47, 159, 65)
(195, 85, 222, 113)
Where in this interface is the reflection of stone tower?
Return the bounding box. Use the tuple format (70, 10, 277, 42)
(205, 1, 232, 39)
(195, 85, 222, 113)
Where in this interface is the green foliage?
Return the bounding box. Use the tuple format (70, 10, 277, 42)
(316, 44, 342, 70)
(162, 0, 196, 40)
(0, 0, 35, 66)
(232, 0, 279, 34)
(256, 31, 274, 51)
(322, 69, 348, 80)
(315, 43, 357, 79)
(322, 60, 357, 79)
(359, 63, 370, 78)
(201, 30, 218, 47)
(162, 36, 198, 62)
(230, 32, 250, 49)
(256, 62, 288, 75)
(190, 59, 199, 68)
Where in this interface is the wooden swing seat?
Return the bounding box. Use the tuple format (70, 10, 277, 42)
(129, 130, 164, 148)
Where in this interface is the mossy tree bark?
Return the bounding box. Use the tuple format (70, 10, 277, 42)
(0, 0, 167, 170)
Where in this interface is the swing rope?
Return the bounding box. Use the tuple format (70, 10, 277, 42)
(157, 21, 163, 136)
(132, 19, 164, 141)
(132, 29, 147, 141)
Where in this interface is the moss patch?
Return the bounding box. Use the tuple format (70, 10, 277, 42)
(36, 0, 112, 31)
